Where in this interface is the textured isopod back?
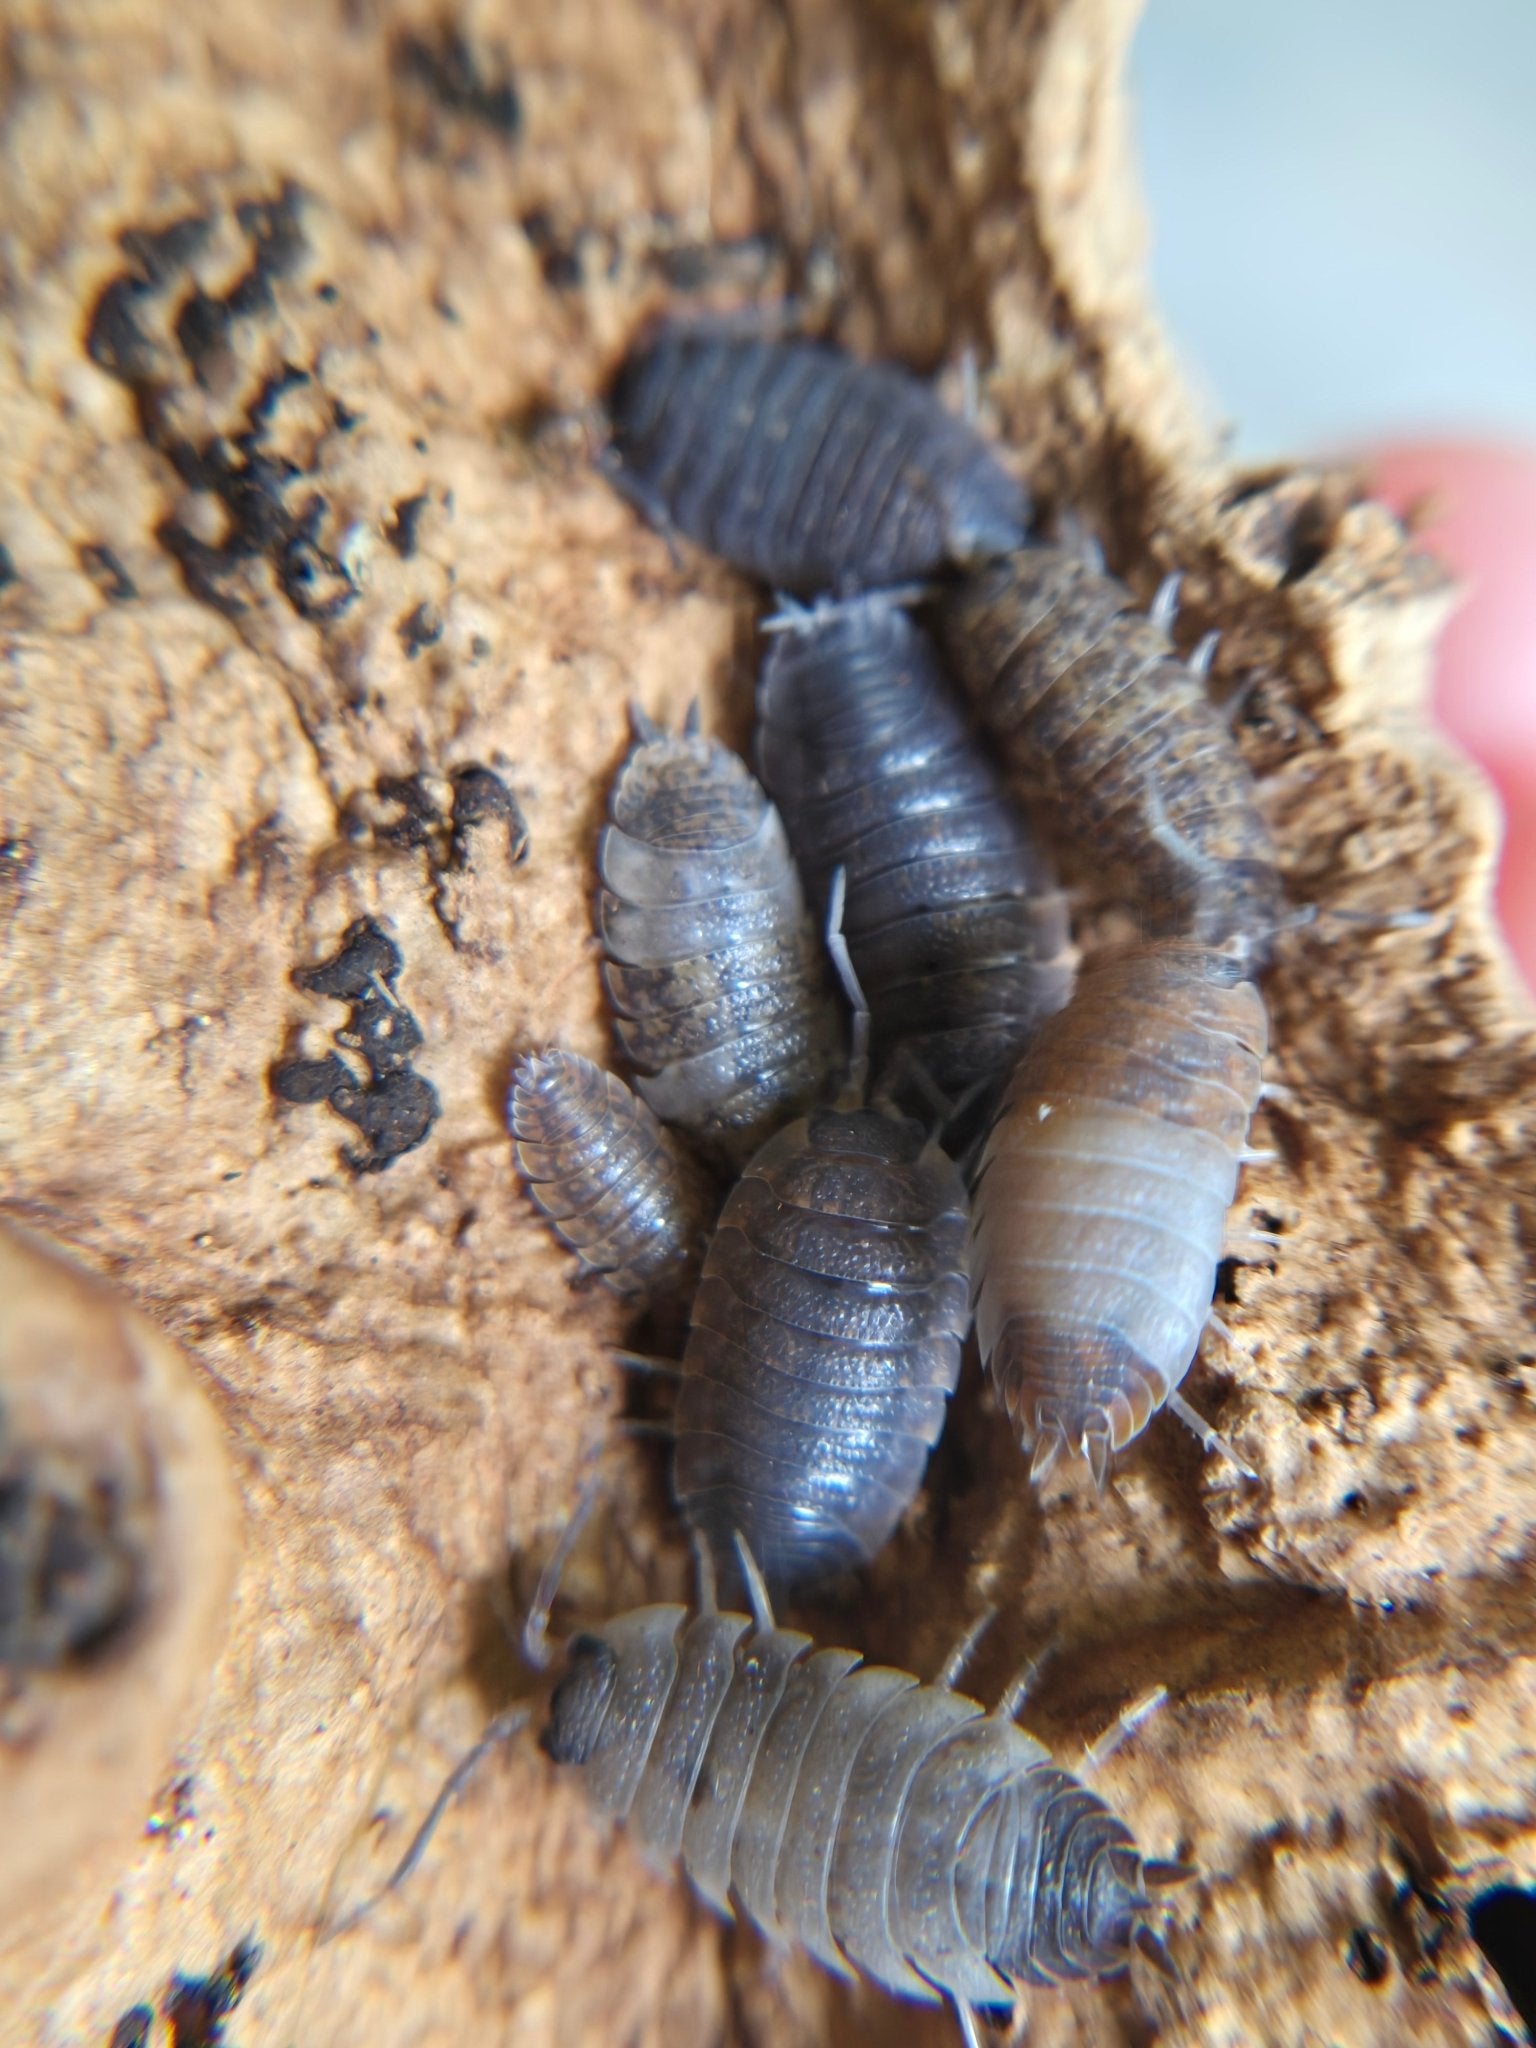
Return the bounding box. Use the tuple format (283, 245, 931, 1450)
(606, 326, 1030, 595)
(672, 1103, 970, 1590)
(970, 940, 1269, 1483)
(509, 1048, 712, 1300)
(540, 1597, 1181, 2027)
(597, 713, 840, 1165)
(944, 546, 1284, 956)
(757, 592, 1075, 1100)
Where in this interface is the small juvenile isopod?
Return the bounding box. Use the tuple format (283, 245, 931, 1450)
(943, 548, 1284, 956)
(756, 593, 1075, 1101)
(969, 941, 1269, 1485)
(598, 708, 839, 1166)
(670, 1093, 970, 1591)
(605, 326, 1029, 595)
(508, 1049, 713, 1301)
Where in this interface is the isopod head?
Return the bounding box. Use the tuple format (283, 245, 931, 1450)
(540, 1633, 621, 1766)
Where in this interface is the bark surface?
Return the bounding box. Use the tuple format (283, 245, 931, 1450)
(0, 2, 1531, 2044)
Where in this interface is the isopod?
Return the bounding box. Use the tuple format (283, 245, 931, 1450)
(508, 1048, 713, 1300)
(598, 708, 839, 1165)
(337, 1536, 1184, 2045)
(970, 940, 1269, 1485)
(943, 547, 1284, 954)
(756, 593, 1074, 1100)
(541, 1552, 1182, 2043)
(605, 326, 1029, 595)
(670, 1093, 970, 1590)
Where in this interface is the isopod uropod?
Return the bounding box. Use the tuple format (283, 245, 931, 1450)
(969, 941, 1269, 1485)
(943, 547, 1284, 956)
(671, 1097, 970, 1591)
(540, 1563, 1183, 2043)
(597, 709, 839, 1166)
(605, 327, 1029, 596)
(756, 593, 1075, 1101)
(508, 1048, 713, 1301)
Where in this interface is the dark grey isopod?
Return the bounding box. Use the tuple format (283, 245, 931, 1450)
(540, 1593, 1183, 2038)
(943, 547, 1284, 957)
(605, 327, 1029, 596)
(597, 711, 839, 1166)
(509, 1048, 712, 1300)
(756, 593, 1075, 1102)
(671, 1100, 970, 1592)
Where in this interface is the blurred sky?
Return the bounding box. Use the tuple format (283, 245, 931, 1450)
(1130, 0, 1536, 459)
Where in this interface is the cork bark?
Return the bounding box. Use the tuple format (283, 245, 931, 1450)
(0, 1, 1532, 2045)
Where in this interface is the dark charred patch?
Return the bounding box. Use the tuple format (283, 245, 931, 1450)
(162, 1936, 262, 2048)
(398, 599, 444, 657)
(119, 212, 214, 286)
(0, 834, 38, 930)
(1471, 1888, 1536, 2037)
(269, 1051, 354, 1104)
(520, 211, 583, 290)
(146, 1773, 198, 1839)
(79, 543, 138, 602)
(1344, 1926, 1390, 1986)
(0, 543, 17, 590)
(385, 491, 430, 558)
(0, 1400, 146, 1668)
(109, 2009, 154, 2048)
(272, 918, 439, 1173)
(342, 767, 528, 946)
(393, 27, 521, 138)
(449, 764, 529, 867)
(82, 186, 365, 631)
(367, 774, 442, 851)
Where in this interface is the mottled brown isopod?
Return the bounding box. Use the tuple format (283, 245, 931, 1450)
(944, 547, 1284, 957)
(970, 940, 1269, 1484)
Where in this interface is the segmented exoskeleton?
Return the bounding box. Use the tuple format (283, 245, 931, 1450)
(508, 1049, 712, 1300)
(606, 327, 1029, 595)
(756, 593, 1074, 1101)
(671, 1100, 970, 1591)
(540, 1568, 1183, 2041)
(970, 941, 1269, 1485)
(943, 548, 1284, 956)
(597, 710, 839, 1166)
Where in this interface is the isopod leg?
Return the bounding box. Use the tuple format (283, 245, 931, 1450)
(692, 1530, 718, 1616)
(523, 1470, 604, 1671)
(1078, 1686, 1168, 1777)
(1165, 1387, 1258, 1483)
(322, 1702, 532, 1942)
(995, 1647, 1051, 1723)
(1149, 571, 1182, 634)
(951, 1997, 989, 2048)
(731, 1531, 776, 1634)
(1188, 629, 1220, 679)
(597, 444, 686, 569)
(934, 1606, 997, 1691)
(614, 1349, 682, 1377)
(824, 864, 872, 1104)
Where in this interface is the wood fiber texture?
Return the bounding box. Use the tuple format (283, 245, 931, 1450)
(0, 1, 1531, 2045)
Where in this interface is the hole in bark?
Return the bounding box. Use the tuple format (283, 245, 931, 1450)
(1470, 1888, 1536, 2040)
(1345, 1927, 1390, 1985)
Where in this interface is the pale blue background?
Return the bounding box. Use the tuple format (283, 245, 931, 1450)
(1131, 1, 1536, 458)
